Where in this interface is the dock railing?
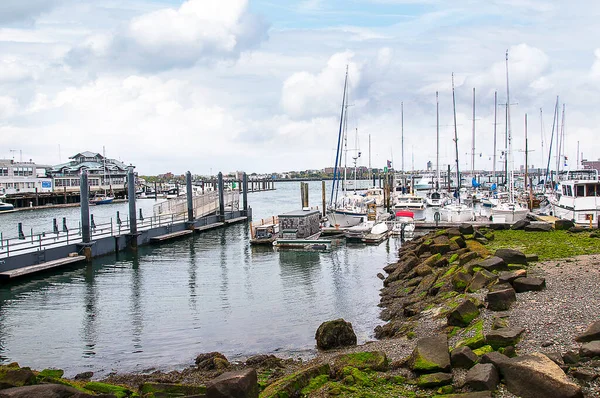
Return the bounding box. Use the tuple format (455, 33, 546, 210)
(153, 191, 240, 218)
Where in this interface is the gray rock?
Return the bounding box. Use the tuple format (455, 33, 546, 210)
(498, 269, 527, 284)
(495, 248, 528, 265)
(73, 372, 94, 381)
(416, 372, 453, 388)
(525, 253, 539, 262)
(569, 368, 597, 382)
(544, 352, 565, 367)
(315, 319, 357, 350)
(524, 222, 553, 232)
(467, 270, 498, 292)
(451, 346, 478, 369)
(513, 277, 546, 293)
(554, 219, 574, 230)
(580, 341, 600, 358)
(486, 287, 517, 311)
(491, 317, 509, 330)
(562, 350, 580, 365)
(409, 334, 451, 373)
(206, 368, 259, 398)
(447, 299, 480, 327)
(377, 272, 385, 280)
(477, 256, 508, 272)
(498, 352, 583, 398)
(575, 320, 600, 343)
(480, 351, 510, 368)
(459, 224, 475, 235)
(511, 219, 530, 230)
(465, 363, 499, 391)
(195, 352, 230, 370)
(459, 251, 479, 265)
(486, 327, 525, 348)
(0, 384, 98, 397)
(0, 368, 35, 389)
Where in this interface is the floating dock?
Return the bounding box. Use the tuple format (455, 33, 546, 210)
(0, 255, 87, 281)
(149, 230, 194, 244)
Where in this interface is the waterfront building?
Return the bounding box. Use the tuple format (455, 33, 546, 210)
(50, 151, 132, 193)
(0, 159, 53, 196)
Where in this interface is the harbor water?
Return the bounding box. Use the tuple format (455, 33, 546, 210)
(0, 181, 403, 377)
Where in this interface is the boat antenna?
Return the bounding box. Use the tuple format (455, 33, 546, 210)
(544, 96, 559, 188)
(451, 73, 461, 201)
(330, 65, 348, 206)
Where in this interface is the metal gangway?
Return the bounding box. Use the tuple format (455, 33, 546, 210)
(153, 190, 240, 219)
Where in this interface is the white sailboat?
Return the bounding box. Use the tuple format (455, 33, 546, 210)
(427, 91, 450, 207)
(90, 147, 115, 205)
(491, 51, 528, 223)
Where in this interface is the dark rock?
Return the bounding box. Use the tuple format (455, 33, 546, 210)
(195, 352, 230, 370)
(465, 363, 499, 391)
(525, 253, 539, 262)
(0, 384, 98, 397)
(451, 346, 478, 369)
(479, 351, 510, 368)
(416, 372, 453, 388)
(459, 224, 475, 235)
(498, 269, 527, 285)
(502, 346, 517, 358)
(447, 228, 462, 237)
(569, 368, 597, 382)
(486, 287, 517, 311)
(488, 282, 513, 292)
(477, 257, 508, 272)
(452, 271, 472, 291)
(580, 341, 600, 358)
(524, 222, 553, 232)
(491, 317, 509, 330)
(447, 299, 480, 327)
(73, 372, 94, 381)
(562, 351, 580, 365)
(377, 272, 385, 280)
(260, 364, 329, 398)
(245, 354, 282, 368)
(459, 251, 479, 265)
(315, 319, 357, 350)
(513, 277, 546, 292)
(434, 235, 450, 245)
(575, 320, 600, 343)
(485, 327, 525, 348)
(554, 219, 574, 230)
(141, 382, 206, 397)
(542, 341, 554, 347)
(544, 352, 565, 367)
(431, 243, 451, 255)
(568, 226, 587, 233)
(511, 219, 530, 230)
(494, 248, 528, 265)
(415, 264, 433, 277)
(206, 368, 258, 398)
(437, 393, 492, 398)
(331, 351, 388, 374)
(489, 223, 509, 230)
(498, 353, 583, 398)
(0, 368, 35, 389)
(451, 236, 466, 249)
(409, 335, 451, 373)
(467, 270, 497, 292)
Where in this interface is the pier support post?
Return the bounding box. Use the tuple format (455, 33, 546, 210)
(321, 181, 326, 217)
(242, 173, 248, 214)
(218, 172, 225, 221)
(127, 167, 138, 250)
(186, 171, 194, 222)
(80, 171, 91, 243)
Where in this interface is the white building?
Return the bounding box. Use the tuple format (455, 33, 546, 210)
(0, 159, 53, 196)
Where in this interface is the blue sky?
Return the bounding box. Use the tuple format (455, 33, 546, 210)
(1, 0, 600, 174)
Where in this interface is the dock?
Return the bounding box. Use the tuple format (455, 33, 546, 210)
(224, 216, 248, 224)
(0, 256, 87, 281)
(149, 230, 194, 244)
(195, 222, 225, 232)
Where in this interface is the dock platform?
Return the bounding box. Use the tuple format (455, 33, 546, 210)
(224, 216, 248, 224)
(195, 222, 225, 232)
(150, 230, 194, 244)
(0, 255, 86, 281)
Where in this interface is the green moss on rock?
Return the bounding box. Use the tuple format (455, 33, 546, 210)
(300, 374, 329, 395)
(455, 320, 485, 349)
(84, 381, 133, 398)
(472, 345, 494, 356)
(260, 364, 330, 398)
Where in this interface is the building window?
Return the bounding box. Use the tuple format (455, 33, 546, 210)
(0, 168, 8, 176)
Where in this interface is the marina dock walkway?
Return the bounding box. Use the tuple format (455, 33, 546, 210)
(0, 256, 86, 281)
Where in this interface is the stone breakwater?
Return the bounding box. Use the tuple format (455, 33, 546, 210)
(1, 223, 599, 397)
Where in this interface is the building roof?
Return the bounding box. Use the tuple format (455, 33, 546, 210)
(70, 151, 103, 159)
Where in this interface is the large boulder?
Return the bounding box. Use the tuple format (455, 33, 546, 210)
(524, 222, 553, 232)
(459, 224, 475, 235)
(0, 368, 35, 389)
(195, 352, 230, 370)
(467, 270, 497, 292)
(447, 299, 480, 327)
(575, 320, 600, 343)
(513, 277, 546, 292)
(206, 369, 259, 398)
(580, 341, 600, 358)
(452, 271, 472, 291)
(477, 257, 508, 272)
(485, 327, 525, 348)
(486, 287, 517, 311)
(332, 351, 388, 375)
(554, 219, 574, 230)
(498, 353, 583, 398)
(409, 335, 451, 373)
(465, 363, 499, 391)
(494, 249, 527, 265)
(511, 219, 530, 230)
(0, 384, 98, 397)
(315, 319, 357, 350)
(451, 346, 478, 369)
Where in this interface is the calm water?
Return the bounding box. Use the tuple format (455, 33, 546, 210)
(0, 181, 401, 376)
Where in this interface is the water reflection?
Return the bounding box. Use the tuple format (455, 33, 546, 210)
(82, 264, 98, 358)
(278, 250, 321, 300)
(130, 255, 143, 353)
(188, 237, 197, 312)
(219, 229, 230, 314)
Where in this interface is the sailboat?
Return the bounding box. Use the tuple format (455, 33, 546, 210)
(491, 51, 528, 223)
(426, 91, 450, 207)
(327, 67, 370, 228)
(90, 147, 115, 205)
(441, 74, 474, 222)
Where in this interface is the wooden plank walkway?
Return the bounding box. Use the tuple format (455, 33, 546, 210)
(195, 222, 225, 232)
(149, 230, 193, 244)
(0, 256, 86, 281)
(224, 216, 248, 224)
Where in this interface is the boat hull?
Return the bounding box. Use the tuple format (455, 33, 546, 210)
(551, 204, 599, 227)
(491, 207, 528, 224)
(327, 209, 366, 228)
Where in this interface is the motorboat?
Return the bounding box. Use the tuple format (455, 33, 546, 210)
(0, 201, 15, 212)
(491, 202, 529, 224)
(413, 174, 435, 191)
(90, 194, 114, 205)
(441, 203, 474, 223)
(426, 191, 449, 207)
(343, 220, 376, 242)
(390, 210, 415, 237)
(393, 194, 426, 210)
(549, 169, 600, 226)
(250, 217, 280, 245)
(361, 221, 390, 244)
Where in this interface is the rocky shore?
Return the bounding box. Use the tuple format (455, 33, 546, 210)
(1, 223, 599, 397)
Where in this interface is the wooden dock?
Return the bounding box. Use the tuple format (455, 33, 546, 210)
(195, 223, 225, 232)
(0, 255, 86, 281)
(149, 230, 194, 244)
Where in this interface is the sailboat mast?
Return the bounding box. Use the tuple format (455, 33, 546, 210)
(540, 108, 544, 177)
(493, 91, 497, 182)
(560, 104, 566, 171)
(436, 91, 440, 190)
(555, 98, 560, 178)
(505, 50, 514, 203)
(368, 134, 371, 183)
(342, 79, 350, 192)
(545, 96, 558, 189)
(401, 101, 404, 175)
(330, 66, 348, 206)
(452, 73, 461, 194)
(471, 87, 476, 177)
(525, 113, 530, 209)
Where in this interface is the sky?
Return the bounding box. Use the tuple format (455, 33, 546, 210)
(1, 0, 599, 176)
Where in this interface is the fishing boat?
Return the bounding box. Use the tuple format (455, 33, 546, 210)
(549, 169, 600, 226)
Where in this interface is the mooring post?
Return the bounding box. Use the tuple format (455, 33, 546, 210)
(300, 182, 305, 207)
(154, 181, 158, 200)
(128, 167, 138, 240)
(218, 172, 225, 221)
(80, 170, 91, 243)
(242, 173, 248, 213)
(186, 171, 194, 222)
(321, 181, 326, 217)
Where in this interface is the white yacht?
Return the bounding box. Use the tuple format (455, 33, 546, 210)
(426, 191, 449, 207)
(393, 193, 426, 210)
(364, 187, 385, 207)
(440, 202, 474, 222)
(327, 193, 371, 228)
(549, 169, 600, 226)
(491, 202, 529, 223)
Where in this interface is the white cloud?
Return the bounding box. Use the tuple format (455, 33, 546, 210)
(0, 0, 62, 23)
